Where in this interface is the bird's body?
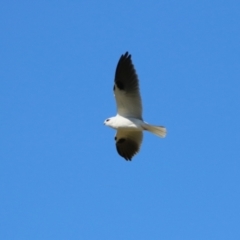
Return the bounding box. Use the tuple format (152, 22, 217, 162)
(104, 52, 166, 160)
(105, 116, 144, 130)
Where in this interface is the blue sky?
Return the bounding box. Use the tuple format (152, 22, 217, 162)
(1, 1, 240, 239)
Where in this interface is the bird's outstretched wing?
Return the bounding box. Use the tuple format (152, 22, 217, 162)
(115, 130, 143, 160)
(113, 52, 142, 119)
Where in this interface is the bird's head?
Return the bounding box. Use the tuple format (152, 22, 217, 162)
(103, 117, 115, 128)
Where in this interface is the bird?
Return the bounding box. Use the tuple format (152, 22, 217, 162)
(104, 52, 166, 161)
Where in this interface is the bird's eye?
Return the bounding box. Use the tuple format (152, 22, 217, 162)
(106, 119, 110, 122)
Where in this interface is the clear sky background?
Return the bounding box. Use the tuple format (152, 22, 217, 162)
(1, 1, 240, 239)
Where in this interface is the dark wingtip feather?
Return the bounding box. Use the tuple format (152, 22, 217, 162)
(116, 138, 138, 161)
(122, 51, 131, 59)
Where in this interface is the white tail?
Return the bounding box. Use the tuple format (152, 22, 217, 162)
(143, 123, 167, 138)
